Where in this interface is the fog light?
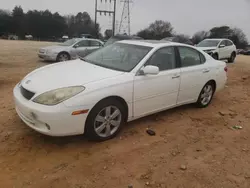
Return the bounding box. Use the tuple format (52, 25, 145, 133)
(31, 112, 37, 120)
(45, 124, 51, 130)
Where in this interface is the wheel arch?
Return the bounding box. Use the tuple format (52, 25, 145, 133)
(86, 95, 129, 125)
(213, 52, 219, 59)
(207, 79, 217, 91)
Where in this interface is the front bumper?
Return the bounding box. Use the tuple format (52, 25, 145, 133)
(38, 53, 57, 61)
(13, 84, 91, 136)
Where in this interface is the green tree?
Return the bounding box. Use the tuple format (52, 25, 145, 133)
(11, 6, 25, 38)
(137, 20, 174, 39)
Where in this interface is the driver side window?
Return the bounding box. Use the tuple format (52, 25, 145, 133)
(220, 40, 226, 46)
(145, 47, 176, 71)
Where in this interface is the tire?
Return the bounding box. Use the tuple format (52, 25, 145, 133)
(85, 98, 126, 141)
(196, 82, 215, 108)
(228, 52, 236, 63)
(56, 52, 70, 62)
(212, 53, 218, 60)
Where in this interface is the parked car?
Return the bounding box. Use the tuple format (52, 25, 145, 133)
(242, 50, 250, 55)
(104, 34, 143, 47)
(14, 40, 227, 141)
(236, 49, 244, 55)
(38, 38, 104, 62)
(161, 36, 193, 45)
(196, 39, 236, 63)
(80, 34, 94, 39)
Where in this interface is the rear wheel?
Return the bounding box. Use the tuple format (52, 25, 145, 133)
(228, 52, 236, 63)
(56, 52, 70, 62)
(196, 82, 215, 108)
(85, 99, 126, 141)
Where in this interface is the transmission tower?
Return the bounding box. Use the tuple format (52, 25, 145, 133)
(119, 0, 132, 35)
(95, 0, 117, 36)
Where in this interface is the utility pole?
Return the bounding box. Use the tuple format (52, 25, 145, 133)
(119, 0, 132, 35)
(94, 0, 117, 36)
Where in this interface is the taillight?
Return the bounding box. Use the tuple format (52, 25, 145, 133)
(224, 67, 228, 72)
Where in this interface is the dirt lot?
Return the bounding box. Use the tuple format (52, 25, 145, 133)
(0, 39, 250, 188)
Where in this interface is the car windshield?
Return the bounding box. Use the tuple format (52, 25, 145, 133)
(59, 38, 79, 46)
(82, 43, 152, 72)
(197, 40, 220, 47)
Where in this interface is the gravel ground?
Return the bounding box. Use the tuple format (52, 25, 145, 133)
(0, 40, 250, 188)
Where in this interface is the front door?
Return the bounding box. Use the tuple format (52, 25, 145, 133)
(218, 40, 227, 59)
(176, 46, 211, 105)
(133, 47, 181, 118)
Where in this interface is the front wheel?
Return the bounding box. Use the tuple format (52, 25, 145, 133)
(56, 52, 70, 62)
(85, 99, 126, 141)
(212, 53, 218, 60)
(196, 82, 215, 108)
(228, 52, 236, 63)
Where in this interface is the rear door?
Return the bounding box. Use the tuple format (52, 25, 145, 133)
(176, 46, 211, 105)
(74, 40, 91, 57)
(87, 40, 103, 55)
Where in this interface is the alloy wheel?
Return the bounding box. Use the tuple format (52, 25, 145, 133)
(200, 85, 213, 106)
(58, 54, 69, 61)
(94, 106, 122, 138)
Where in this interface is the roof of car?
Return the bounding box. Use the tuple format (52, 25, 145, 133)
(112, 34, 143, 40)
(118, 39, 191, 48)
(74, 38, 103, 42)
(203, 38, 229, 41)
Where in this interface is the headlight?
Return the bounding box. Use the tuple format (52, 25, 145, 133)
(33, 86, 85, 105)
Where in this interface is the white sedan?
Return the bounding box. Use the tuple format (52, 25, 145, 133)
(14, 40, 227, 141)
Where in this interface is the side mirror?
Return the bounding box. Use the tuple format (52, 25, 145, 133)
(141, 65, 159, 75)
(73, 44, 79, 48)
(219, 44, 225, 48)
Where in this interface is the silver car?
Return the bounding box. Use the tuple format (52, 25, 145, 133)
(38, 38, 104, 62)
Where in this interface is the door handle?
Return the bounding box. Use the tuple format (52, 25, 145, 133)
(172, 74, 180, 79)
(202, 69, 210, 73)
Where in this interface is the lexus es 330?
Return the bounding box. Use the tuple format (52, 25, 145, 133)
(14, 40, 227, 141)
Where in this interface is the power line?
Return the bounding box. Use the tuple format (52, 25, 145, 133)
(95, 0, 117, 36)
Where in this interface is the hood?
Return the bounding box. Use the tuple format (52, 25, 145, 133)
(197, 47, 216, 51)
(21, 59, 124, 93)
(40, 45, 69, 53)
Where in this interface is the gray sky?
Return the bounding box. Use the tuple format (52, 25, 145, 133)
(2, 0, 250, 40)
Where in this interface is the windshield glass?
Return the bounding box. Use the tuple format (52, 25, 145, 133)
(83, 43, 152, 72)
(197, 40, 220, 47)
(59, 38, 79, 46)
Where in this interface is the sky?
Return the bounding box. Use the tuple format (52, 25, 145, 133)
(2, 0, 250, 40)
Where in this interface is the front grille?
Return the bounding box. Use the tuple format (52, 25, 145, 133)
(20, 86, 35, 100)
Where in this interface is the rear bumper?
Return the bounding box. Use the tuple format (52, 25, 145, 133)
(13, 84, 91, 136)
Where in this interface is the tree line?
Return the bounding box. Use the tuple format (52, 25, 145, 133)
(0, 6, 101, 40)
(0, 6, 248, 48)
(137, 20, 249, 49)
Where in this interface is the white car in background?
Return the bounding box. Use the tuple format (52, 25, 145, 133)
(14, 40, 227, 141)
(197, 39, 237, 63)
(38, 38, 104, 62)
